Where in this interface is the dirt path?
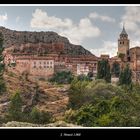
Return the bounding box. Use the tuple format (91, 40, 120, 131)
(34, 80, 70, 120)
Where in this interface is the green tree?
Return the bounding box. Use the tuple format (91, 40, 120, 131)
(0, 32, 6, 94)
(30, 107, 40, 123)
(97, 59, 111, 83)
(118, 53, 125, 61)
(77, 74, 91, 81)
(30, 107, 51, 124)
(8, 91, 23, 121)
(111, 62, 120, 77)
(49, 71, 74, 84)
(119, 64, 132, 86)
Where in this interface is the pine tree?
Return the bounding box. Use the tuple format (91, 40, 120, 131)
(119, 64, 132, 86)
(97, 59, 111, 83)
(8, 91, 23, 121)
(111, 62, 120, 77)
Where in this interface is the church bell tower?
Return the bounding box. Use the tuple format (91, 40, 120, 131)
(118, 25, 130, 60)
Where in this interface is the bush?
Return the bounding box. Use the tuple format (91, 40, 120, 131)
(68, 79, 123, 109)
(8, 91, 23, 121)
(67, 79, 140, 127)
(0, 77, 6, 95)
(49, 71, 74, 84)
(29, 107, 51, 124)
(65, 104, 96, 127)
(68, 79, 90, 109)
(77, 74, 91, 81)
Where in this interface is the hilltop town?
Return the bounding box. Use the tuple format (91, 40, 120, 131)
(1, 26, 140, 82)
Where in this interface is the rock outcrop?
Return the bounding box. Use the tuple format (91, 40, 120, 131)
(0, 26, 93, 56)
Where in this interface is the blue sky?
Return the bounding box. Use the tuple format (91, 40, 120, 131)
(0, 5, 140, 57)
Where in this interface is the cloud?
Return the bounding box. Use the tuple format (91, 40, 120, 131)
(0, 13, 8, 21)
(59, 18, 101, 44)
(90, 41, 117, 57)
(31, 9, 73, 29)
(120, 6, 140, 36)
(89, 12, 115, 22)
(30, 9, 101, 44)
(131, 40, 140, 48)
(16, 16, 20, 23)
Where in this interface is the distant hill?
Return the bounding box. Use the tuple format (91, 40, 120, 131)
(0, 26, 95, 57)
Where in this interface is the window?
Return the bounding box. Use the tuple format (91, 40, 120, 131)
(34, 62, 36, 64)
(44, 66, 46, 68)
(120, 42, 121, 44)
(44, 62, 46, 64)
(47, 61, 49, 65)
(33, 65, 36, 68)
(40, 62, 41, 64)
(39, 66, 42, 69)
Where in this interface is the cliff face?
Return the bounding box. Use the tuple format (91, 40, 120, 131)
(0, 26, 93, 56)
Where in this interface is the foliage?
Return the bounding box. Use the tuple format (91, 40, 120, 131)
(29, 107, 51, 124)
(66, 78, 140, 127)
(8, 91, 23, 121)
(119, 64, 132, 87)
(87, 71, 94, 78)
(49, 71, 74, 84)
(118, 53, 125, 61)
(77, 74, 92, 81)
(0, 32, 6, 94)
(68, 79, 90, 109)
(68, 79, 122, 109)
(66, 91, 140, 127)
(111, 62, 120, 77)
(97, 59, 111, 83)
(0, 77, 6, 95)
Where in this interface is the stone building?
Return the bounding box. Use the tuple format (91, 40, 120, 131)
(109, 26, 140, 81)
(3, 26, 140, 81)
(3, 43, 98, 78)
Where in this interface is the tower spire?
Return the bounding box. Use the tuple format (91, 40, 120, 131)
(120, 22, 128, 36)
(123, 22, 125, 29)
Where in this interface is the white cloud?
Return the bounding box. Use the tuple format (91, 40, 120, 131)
(30, 9, 101, 44)
(31, 9, 73, 29)
(131, 40, 140, 48)
(120, 7, 140, 36)
(90, 41, 117, 57)
(89, 12, 115, 22)
(59, 18, 100, 44)
(0, 13, 7, 21)
(16, 16, 20, 23)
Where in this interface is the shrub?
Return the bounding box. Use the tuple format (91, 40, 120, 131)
(77, 74, 91, 81)
(8, 91, 23, 121)
(0, 77, 6, 95)
(65, 104, 96, 127)
(29, 107, 51, 124)
(68, 79, 123, 109)
(49, 71, 74, 84)
(68, 79, 90, 109)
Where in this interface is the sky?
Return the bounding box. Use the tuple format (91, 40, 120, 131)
(0, 5, 140, 57)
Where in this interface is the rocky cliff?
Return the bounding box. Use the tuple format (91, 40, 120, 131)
(0, 26, 93, 56)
